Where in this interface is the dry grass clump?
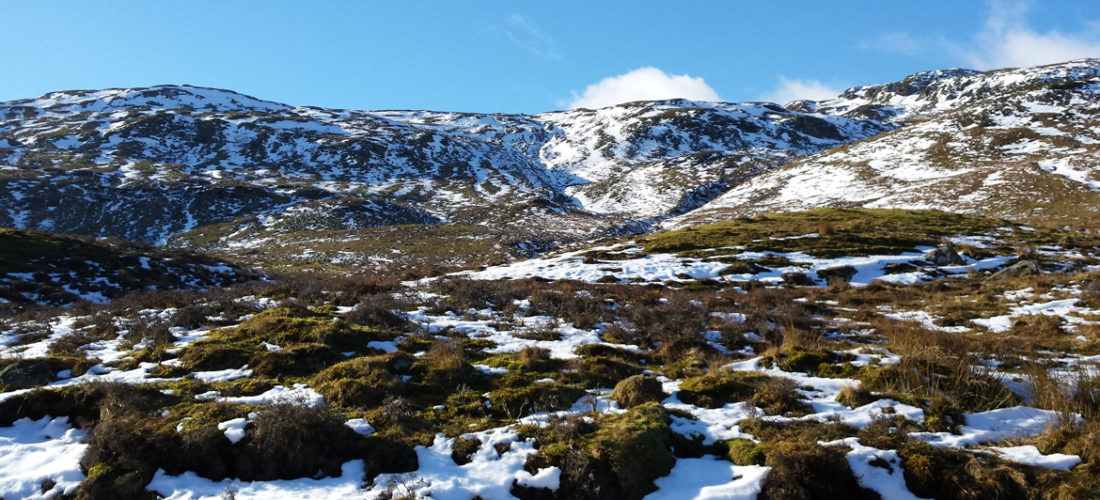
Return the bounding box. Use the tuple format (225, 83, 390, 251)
(862, 321, 1019, 425)
(343, 292, 410, 330)
(836, 384, 878, 408)
(122, 318, 174, 349)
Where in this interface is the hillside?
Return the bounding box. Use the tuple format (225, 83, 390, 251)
(1, 209, 1098, 498)
(0, 86, 887, 259)
(0, 229, 257, 307)
(671, 59, 1100, 230)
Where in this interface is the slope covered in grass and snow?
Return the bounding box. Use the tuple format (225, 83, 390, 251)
(3, 208, 1099, 498)
(672, 59, 1100, 230)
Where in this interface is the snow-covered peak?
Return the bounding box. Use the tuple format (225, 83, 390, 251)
(15, 84, 290, 114)
(795, 58, 1100, 123)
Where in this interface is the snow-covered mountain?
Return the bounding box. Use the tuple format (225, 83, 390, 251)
(0, 84, 886, 251)
(3, 58, 1099, 257)
(671, 59, 1100, 229)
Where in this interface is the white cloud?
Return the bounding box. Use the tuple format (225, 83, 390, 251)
(762, 77, 841, 104)
(501, 14, 561, 61)
(964, 1, 1100, 69)
(567, 67, 720, 109)
(858, 32, 923, 56)
(858, 2, 1100, 70)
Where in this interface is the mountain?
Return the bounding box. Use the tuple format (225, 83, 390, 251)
(0, 85, 887, 257)
(3, 59, 1100, 267)
(670, 59, 1100, 229)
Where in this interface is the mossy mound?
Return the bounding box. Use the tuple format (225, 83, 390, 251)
(489, 382, 586, 418)
(763, 345, 852, 375)
(611, 375, 666, 408)
(676, 371, 772, 409)
(310, 353, 411, 408)
(524, 402, 675, 500)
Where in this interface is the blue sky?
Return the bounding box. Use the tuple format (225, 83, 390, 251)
(2, 0, 1099, 113)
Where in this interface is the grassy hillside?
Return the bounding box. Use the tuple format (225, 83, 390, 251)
(1, 210, 1098, 498)
(0, 228, 257, 307)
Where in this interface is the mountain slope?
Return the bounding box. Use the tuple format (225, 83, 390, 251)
(4, 59, 1100, 264)
(670, 59, 1100, 230)
(0, 86, 888, 253)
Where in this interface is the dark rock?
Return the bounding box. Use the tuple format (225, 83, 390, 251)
(883, 262, 921, 275)
(989, 259, 1042, 280)
(924, 245, 965, 266)
(782, 272, 817, 287)
(0, 360, 55, 389)
(817, 266, 858, 284)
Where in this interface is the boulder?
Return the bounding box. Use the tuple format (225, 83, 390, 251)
(989, 260, 1042, 280)
(925, 245, 965, 266)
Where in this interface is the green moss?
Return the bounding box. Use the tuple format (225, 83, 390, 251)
(640, 208, 1069, 258)
(488, 382, 585, 418)
(589, 402, 675, 500)
(310, 354, 408, 408)
(248, 344, 344, 377)
(178, 342, 260, 372)
(727, 438, 766, 466)
(677, 371, 772, 409)
(574, 343, 643, 363)
(611, 375, 666, 408)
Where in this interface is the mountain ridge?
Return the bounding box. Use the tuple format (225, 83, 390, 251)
(3, 59, 1100, 266)
(670, 58, 1100, 230)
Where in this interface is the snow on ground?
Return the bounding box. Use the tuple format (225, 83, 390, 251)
(990, 445, 1081, 470)
(148, 459, 367, 500)
(726, 357, 925, 427)
(217, 417, 249, 444)
(911, 406, 1071, 448)
(825, 438, 928, 500)
(461, 245, 1016, 288)
(0, 416, 87, 500)
(973, 296, 1100, 333)
(407, 308, 619, 359)
(664, 397, 760, 445)
(212, 384, 326, 408)
(644, 455, 770, 500)
(189, 366, 253, 382)
(1038, 157, 1100, 191)
(0, 316, 80, 358)
(344, 418, 375, 436)
(463, 248, 731, 284)
(884, 310, 970, 333)
(364, 426, 558, 500)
